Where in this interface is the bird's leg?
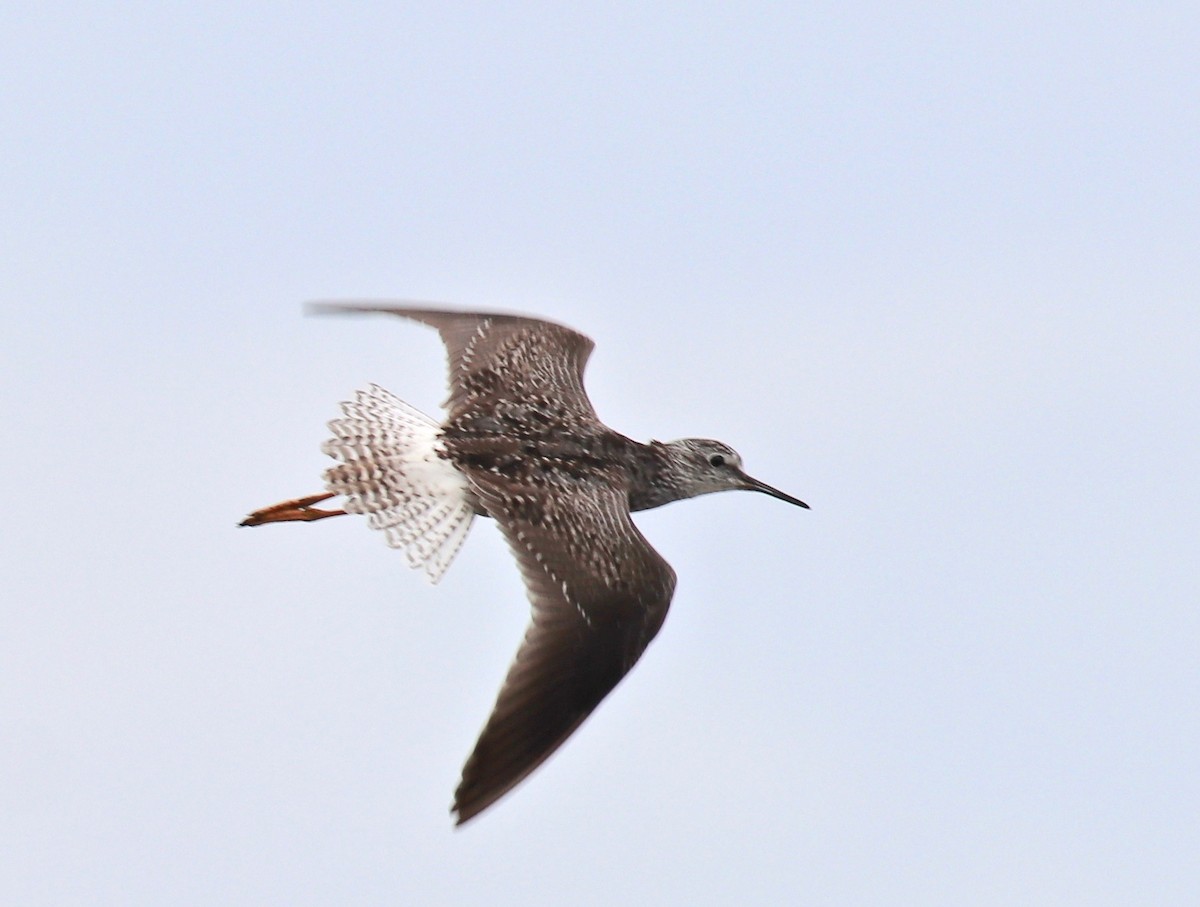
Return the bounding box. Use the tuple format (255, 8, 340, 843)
(239, 492, 346, 527)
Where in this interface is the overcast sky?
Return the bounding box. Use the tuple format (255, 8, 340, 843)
(2, 4, 1197, 904)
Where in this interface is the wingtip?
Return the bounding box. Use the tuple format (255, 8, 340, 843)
(449, 788, 490, 827)
(303, 299, 454, 318)
(450, 799, 481, 828)
(304, 300, 358, 317)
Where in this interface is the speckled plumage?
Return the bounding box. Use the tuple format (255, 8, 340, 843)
(322, 383, 475, 583)
(242, 302, 808, 826)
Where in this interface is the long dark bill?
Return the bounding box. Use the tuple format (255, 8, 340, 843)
(740, 473, 810, 509)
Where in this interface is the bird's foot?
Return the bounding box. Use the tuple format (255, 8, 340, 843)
(239, 492, 346, 527)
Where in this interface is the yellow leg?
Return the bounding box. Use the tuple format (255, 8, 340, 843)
(239, 492, 346, 527)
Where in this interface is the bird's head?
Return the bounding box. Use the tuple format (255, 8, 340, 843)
(663, 439, 809, 508)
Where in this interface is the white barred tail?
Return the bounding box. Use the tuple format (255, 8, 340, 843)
(321, 384, 474, 583)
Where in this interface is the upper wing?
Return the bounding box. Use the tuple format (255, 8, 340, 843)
(452, 467, 677, 825)
(309, 302, 600, 429)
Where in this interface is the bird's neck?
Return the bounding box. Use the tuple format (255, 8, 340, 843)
(627, 441, 692, 512)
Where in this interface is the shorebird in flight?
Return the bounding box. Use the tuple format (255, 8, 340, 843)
(241, 304, 807, 824)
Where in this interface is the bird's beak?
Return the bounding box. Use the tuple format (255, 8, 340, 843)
(738, 472, 809, 509)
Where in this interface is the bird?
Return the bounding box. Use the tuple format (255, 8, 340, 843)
(240, 303, 808, 825)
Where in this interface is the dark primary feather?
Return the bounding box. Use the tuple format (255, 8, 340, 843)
(454, 467, 675, 825)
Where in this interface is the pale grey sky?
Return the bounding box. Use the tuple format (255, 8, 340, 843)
(2, 4, 1197, 904)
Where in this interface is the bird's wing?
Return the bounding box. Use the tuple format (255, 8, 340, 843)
(309, 302, 600, 429)
(452, 467, 677, 825)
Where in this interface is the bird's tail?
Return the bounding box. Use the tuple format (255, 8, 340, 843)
(321, 384, 475, 583)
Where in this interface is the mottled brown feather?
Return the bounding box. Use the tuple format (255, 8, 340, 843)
(308, 302, 599, 429)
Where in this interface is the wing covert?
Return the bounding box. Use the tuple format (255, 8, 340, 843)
(309, 302, 599, 428)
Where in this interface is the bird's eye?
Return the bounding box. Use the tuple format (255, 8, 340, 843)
(709, 454, 725, 467)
